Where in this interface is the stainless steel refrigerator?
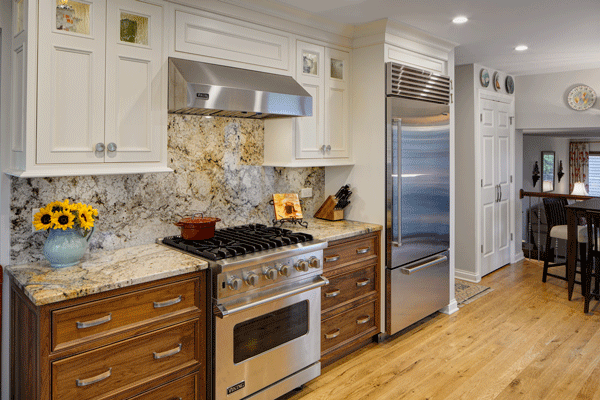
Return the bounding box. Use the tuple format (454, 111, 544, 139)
(385, 62, 451, 336)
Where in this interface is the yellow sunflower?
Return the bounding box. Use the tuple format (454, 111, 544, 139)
(51, 209, 76, 230)
(47, 200, 64, 213)
(32, 205, 55, 230)
(78, 208, 95, 230)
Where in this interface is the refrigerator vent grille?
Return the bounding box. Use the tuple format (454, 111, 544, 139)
(386, 63, 451, 105)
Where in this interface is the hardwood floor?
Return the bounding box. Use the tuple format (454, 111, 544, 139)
(284, 259, 600, 400)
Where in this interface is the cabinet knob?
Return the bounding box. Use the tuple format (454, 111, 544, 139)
(107, 142, 117, 152)
(95, 143, 105, 152)
(326, 145, 331, 152)
(321, 145, 326, 153)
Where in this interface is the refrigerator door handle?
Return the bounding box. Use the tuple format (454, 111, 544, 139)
(400, 255, 448, 275)
(392, 118, 402, 247)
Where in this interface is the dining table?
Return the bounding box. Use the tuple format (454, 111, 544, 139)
(565, 198, 600, 300)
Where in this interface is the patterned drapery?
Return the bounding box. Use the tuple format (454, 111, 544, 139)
(569, 141, 589, 193)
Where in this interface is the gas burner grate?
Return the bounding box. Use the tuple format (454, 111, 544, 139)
(162, 224, 313, 260)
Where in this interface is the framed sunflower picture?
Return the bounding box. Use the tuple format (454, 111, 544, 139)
(272, 193, 303, 221)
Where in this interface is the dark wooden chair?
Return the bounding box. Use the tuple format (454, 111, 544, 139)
(584, 211, 600, 313)
(542, 197, 586, 284)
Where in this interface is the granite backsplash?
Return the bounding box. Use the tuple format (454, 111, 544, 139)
(10, 115, 325, 264)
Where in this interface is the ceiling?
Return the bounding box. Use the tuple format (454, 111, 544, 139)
(268, 0, 600, 76)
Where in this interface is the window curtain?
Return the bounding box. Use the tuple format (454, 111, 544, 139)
(569, 142, 589, 193)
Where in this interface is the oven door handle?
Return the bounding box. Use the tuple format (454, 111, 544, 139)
(214, 275, 329, 318)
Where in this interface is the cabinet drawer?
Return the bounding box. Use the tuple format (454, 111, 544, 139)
(128, 372, 199, 400)
(52, 278, 201, 351)
(322, 265, 376, 312)
(323, 235, 377, 270)
(321, 301, 376, 353)
(52, 319, 200, 400)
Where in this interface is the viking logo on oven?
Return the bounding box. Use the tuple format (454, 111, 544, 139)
(227, 381, 245, 395)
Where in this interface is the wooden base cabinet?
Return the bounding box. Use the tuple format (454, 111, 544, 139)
(320, 232, 380, 367)
(11, 271, 206, 400)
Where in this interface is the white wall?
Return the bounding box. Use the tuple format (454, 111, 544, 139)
(516, 68, 600, 132)
(522, 136, 570, 194)
(1, 0, 12, 396)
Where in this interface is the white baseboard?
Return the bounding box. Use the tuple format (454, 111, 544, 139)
(455, 269, 481, 283)
(440, 299, 459, 315)
(512, 251, 525, 264)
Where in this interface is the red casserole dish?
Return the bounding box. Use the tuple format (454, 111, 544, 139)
(174, 213, 221, 240)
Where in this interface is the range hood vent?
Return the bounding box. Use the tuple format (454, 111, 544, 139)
(168, 58, 312, 119)
(386, 62, 451, 105)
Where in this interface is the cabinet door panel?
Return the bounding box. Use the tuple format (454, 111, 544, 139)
(295, 41, 325, 159)
(105, 0, 162, 162)
(324, 48, 349, 158)
(37, 0, 106, 164)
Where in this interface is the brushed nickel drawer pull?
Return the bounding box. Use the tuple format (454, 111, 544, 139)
(325, 289, 340, 298)
(325, 255, 340, 263)
(356, 278, 371, 287)
(153, 295, 182, 308)
(356, 247, 370, 254)
(153, 343, 182, 360)
(357, 315, 371, 325)
(76, 368, 112, 387)
(76, 313, 112, 329)
(325, 329, 340, 339)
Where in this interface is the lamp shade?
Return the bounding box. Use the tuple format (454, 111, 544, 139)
(571, 182, 589, 196)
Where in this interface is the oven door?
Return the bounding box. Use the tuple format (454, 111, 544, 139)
(214, 276, 326, 400)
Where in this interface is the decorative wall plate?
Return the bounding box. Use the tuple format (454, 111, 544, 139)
(480, 69, 490, 87)
(505, 75, 514, 94)
(492, 72, 501, 91)
(567, 85, 596, 111)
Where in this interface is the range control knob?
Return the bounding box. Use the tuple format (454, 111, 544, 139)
(279, 264, 292, 277)
(308, 256, 320, 269)
(265, 268, 278, 280)
(246, 273, 260, 286)
(294, 259, 309, 272)
(228, 277, 243, 291)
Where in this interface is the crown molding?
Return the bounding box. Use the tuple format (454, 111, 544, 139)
(212, 0, 354, 47)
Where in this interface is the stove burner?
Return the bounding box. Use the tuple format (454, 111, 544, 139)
(162, 224, 313, 260)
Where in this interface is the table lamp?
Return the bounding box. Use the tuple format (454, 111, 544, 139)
(571, 182, 589, 196)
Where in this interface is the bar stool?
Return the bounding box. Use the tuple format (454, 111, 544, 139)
(542, 197, 587, 284)
(584, 210, 600, 313)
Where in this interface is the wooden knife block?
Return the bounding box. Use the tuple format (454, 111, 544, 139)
(314, 195, 344, 221)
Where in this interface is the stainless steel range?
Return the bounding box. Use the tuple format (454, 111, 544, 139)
(160, 224, 328, 400)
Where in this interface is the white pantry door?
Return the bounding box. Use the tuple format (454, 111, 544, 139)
(480, 98, 512, 276)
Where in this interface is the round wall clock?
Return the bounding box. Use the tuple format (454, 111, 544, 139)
(567, 85, 596, 111)
(480, 69, 490, 87)
(492, 72, 501, 91)
(505, 76, 515, 94)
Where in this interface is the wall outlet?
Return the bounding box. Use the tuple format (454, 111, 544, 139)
(300, 187, 313, 198)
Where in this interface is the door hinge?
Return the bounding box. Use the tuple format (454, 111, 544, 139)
(480, 114, 483, 122)
(481, 245, 483, 253)
(510, 175, 513, 183)
(511, 233, 514, 241)
(510, 116, 514, 125)
(481, 179, 483, 187)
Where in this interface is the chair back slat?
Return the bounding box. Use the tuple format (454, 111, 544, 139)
(542, 197, 568, 229)
(586, 210, 600, 253)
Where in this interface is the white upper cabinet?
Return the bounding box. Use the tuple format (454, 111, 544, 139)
(295, 41, 350, 160)
(263, 40, 352, 167)
(8, 0, 169, 177)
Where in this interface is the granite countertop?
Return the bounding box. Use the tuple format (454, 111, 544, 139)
(6, 244, 208, 306)
(285, 218, 382, 242)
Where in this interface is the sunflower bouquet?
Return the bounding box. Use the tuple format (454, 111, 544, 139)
(33, 199, 98, 233)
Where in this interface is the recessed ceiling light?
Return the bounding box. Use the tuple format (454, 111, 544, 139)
(452, 16, 468, 24)
(515, 45, 528, 51)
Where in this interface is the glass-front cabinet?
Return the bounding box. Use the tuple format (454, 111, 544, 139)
(8, 0, 169, 177)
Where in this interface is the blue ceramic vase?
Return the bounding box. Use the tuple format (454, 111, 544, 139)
(43, 227, 94, 268)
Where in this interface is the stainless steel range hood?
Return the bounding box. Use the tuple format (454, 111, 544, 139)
(168, 58, 312, 119)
